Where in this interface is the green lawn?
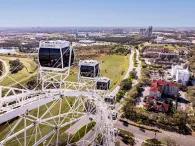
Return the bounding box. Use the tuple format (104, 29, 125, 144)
(67, 54, 129, 89)
(0, 54, 129, 89)
(0, 56, 37, 86)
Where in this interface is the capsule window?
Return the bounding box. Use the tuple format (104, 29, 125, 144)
(62, 47, 74, 67)
(39, 48, 62, 68)
(71, 49, 74, 65)
(104, 97, 115, 104)
(80, 65, 95, 77)
(96, 80, 110, 90)
(62, 47, 70, 67)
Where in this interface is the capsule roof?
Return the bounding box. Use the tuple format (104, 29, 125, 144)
(79, 60, 99, 66)
(97, 77, 110, 82)
(39, 40, 70, 49)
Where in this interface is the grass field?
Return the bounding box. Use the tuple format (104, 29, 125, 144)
(67, 54, 129, 89)
(0, 56, 37, 86)
(0, 54, 128, 89)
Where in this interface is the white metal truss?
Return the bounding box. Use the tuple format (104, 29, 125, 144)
(39, 68, 70, 90)
(0, 66, 114, 146)
(0, 86, 29, 112)
(0, 41, 115, 146)
(0, 88, 115, 146)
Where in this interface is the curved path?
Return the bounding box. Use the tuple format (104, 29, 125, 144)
(0, 59, 9, 81)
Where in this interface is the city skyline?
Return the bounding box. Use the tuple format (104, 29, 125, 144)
(0, 0, 195, 27)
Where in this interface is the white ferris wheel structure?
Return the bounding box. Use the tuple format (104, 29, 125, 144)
(0, 40, 116, 146)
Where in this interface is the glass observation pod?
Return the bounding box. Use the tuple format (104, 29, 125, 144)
(104, 95, 115, 105)
(38, 40, 74, 70)
(96, 77, 111, 90)
(79, 60, 100, 78)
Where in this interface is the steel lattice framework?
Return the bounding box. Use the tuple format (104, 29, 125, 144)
(0, 59, 115, 146)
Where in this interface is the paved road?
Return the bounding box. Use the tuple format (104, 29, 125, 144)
(124, 51, 135, 80)
(115, 120, 195, 146)
(0, 59, 9, 81)
(135, 49, 141, 79)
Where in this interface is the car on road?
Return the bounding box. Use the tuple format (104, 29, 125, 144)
(111, 111, 117, 120)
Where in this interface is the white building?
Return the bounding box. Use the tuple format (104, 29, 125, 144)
(176, 69, 190, 85)
(171, 65, 190, 85)
(171, 65, 183, 77)
(79, 40, 96, 44)
(154, 36, 164, 44)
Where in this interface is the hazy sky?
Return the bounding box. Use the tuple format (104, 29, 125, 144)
(0, 0, 194, 27)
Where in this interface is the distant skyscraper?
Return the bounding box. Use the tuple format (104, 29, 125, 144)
(147, 26, 153, 37)
(139, 26, 153, 37)
(139, 28, 146, 36)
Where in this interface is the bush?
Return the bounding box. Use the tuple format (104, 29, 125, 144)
(117, 77, 133, 102)
(111, 45, 129, 55)
(162, 137, 177, 146)
(120, 78, 132, 91)
(122, 98, 136, 118)
(141, 61, 147, 68)
(9, 59, 24, 74)
(116, 90, 126, 102)
(142, 138, 162, 146)
(129, 70, 137, 79)
(187, 86, 195, 107)
(118, 129, 135, 146)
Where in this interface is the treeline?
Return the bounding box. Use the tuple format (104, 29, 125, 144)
(110, 45, 129, 55)
(189, 46, 195, 73)
(74, 45, 112, 61)
(116, 69, 139, 102)
(187, 46, 195, 111)
(75, 45, 130, 61)
(0, 40, 21, 48)
(94, 36, 153, 45)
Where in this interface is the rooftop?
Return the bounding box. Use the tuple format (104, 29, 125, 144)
(39, 40, 70, 48)
(97, 77, 110, 82)
(79, 60, 99, 66)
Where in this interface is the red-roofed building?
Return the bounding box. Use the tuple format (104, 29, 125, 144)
(145, 80, 178, 113)
(149, 87, 161, 98)
(149, 80, 179, 98)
